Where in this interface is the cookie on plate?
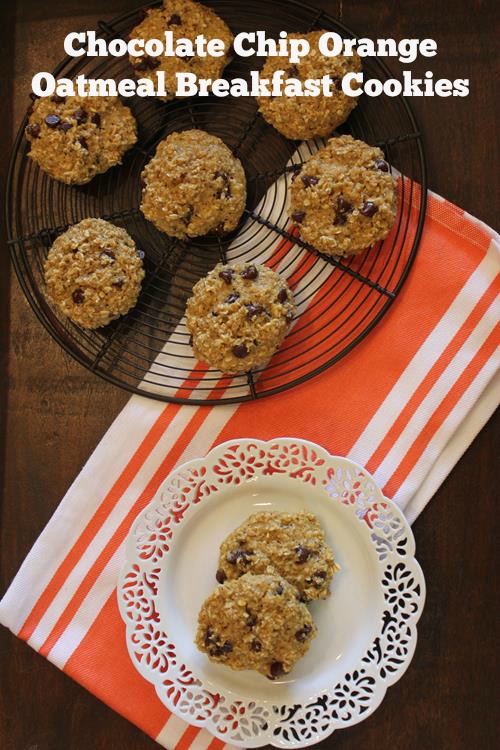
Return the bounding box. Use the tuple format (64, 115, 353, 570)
(289, 135, 397, 256)
(216, 511, 338, 601)
(257, 31, 362, 140)
(185, 262, 296, 374)
(44, 218, 145, 329)
(140, 130, 246, 238)
(129, 0, 233, 101)
(25, 94, 137, 185)
(196, 573, 316, 679)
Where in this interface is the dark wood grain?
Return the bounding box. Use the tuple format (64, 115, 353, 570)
(1, 1, 498, 748)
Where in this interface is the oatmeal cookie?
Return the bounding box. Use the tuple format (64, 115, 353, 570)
(216, 511, 338, 601)
(140, 130, 246, 238)
(257, 31, 362, 140)
(44, 218, 145, 329)
(25, 94, 137, 185)
(196, 574, 316, 679)
(129, 0, 233, 101)
(185, 262, 295, 374)
(289, 135, 397, 256)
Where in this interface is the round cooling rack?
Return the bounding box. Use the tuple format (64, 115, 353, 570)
(6, 0, 427, 405)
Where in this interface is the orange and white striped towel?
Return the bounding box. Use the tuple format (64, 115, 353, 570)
(1, 191, 499, 750)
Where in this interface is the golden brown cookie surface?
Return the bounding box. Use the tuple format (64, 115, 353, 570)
(289, 135, 397, 256)
(25, 95, 137, 185)
(44, 218, 145, 329)
(196, 574, 316, 679)
(129, 0, 233, 101)
(217, 511, 338, 601)
(140, 130, 246, 239)
(185, 262, 295, 374)
(257, 31, 362, 140)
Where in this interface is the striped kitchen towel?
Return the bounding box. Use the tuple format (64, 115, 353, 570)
(1, 187, 499, 750)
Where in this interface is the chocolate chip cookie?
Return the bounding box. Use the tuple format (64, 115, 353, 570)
(185, 262, 296, 374)
(44, 218, 145, 329)
(25, 94, 137, 185)
(140, 130, 246, 238)
(129, 0, 233, 101)
(257, 31, 362, 140)
(289, 135, 397, 256)
(216, 511, 338, 602)
(196, 573, 316, 679)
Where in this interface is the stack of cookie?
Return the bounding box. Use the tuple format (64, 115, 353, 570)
(195, 511, 339, 679)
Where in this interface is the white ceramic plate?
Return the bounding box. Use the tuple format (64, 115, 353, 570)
(118, 438, 425, 747)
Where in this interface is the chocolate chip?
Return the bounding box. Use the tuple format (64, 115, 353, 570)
(51, 94, 66, 104)
(204, 627, 213, 647)
(58, 121, 72, 133)
(241, 265, 258, 280)
(288, 65, 299, 77)
(225, 292, 240, 304)
(333, 212, 347, 226)
(77, 136, 88, 150)
(182, 205, 194, 226)
(295, 624, 313, 642)
(337, 196, 352, 213)
(168, 13, 182, 25)
(215, 568, 227, 584)
(277, 288, 288, 304)
(292, 211, 306, 223)
(269, 661, 285, 679)
(73, 108, 87, 125)
(275, 584, 284, 595)
(214, 169, 228, 181)
(226, 550, 239, 565)
(101, 249, 115, 260)
(285, 310, 294, 323)
(72, 288, 85, 304)
(246, 303, 265, 318)
(91, 112, 101, 127)
(26, 123, 40, 138)
(301, 174, 319, 188)
(251, 639, 262, 652)
(290, 164, 301, 181)
(246, 610, 258, 628)
(218, 268, 234, 284)
(221, 640, 233, 653)
(295, 545, 311, 563)
(375, 159, 389, 172)
(135, 55, 161, 71)
(314, 570, 327, 579)
(44, 114, 60, 128)
(331, 76, 343, 91)
(360, 201, 379, 217)
(297, 592, 310, 603)
(113, 278, 125, 288)
(232, 344, 248, 358)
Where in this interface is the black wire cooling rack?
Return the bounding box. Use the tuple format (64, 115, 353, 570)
(6, 0, 427, 405)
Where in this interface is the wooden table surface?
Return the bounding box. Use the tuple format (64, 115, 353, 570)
(1, 1, 498, 748)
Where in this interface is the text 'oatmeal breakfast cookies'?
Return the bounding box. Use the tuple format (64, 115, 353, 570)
(140, 130, 246, 239)
(257, 31, 362, 140)
(216, 511, 338, 601)
(196, 574, 317, 679)
(129, 0, 234, 102)
(289, 134, 397, 256)
(44, 218, 145, 329)
(25, 94, 137, 185)
(186, 262, 296, 374)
